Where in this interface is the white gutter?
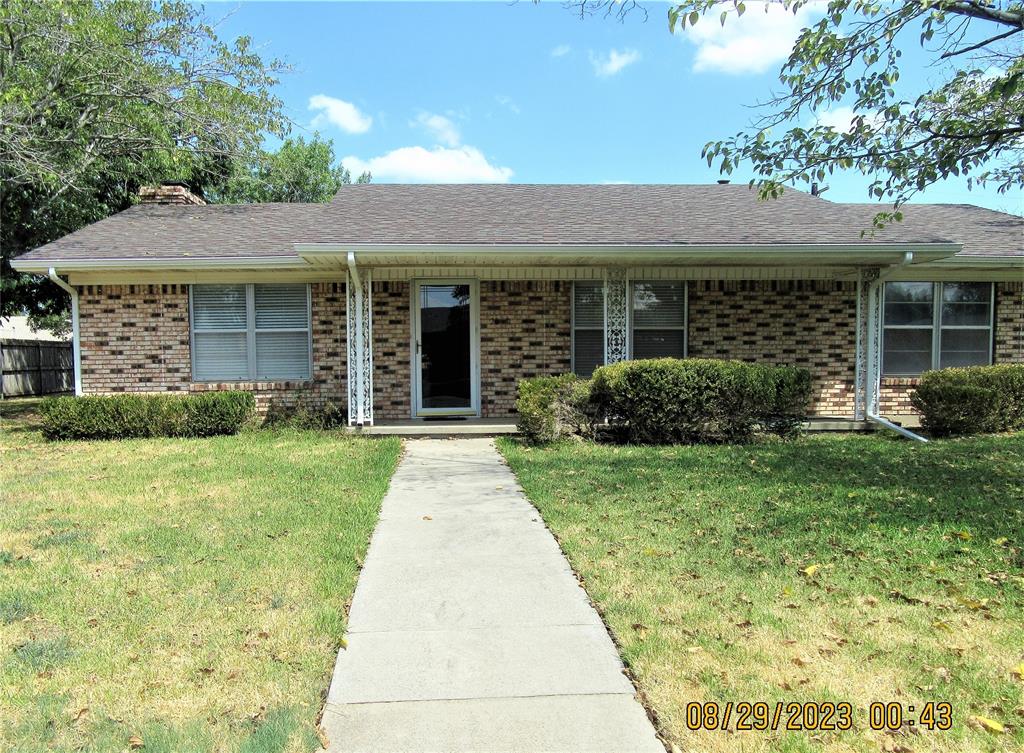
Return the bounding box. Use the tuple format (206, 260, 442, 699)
(47, 267, 83, 396)
(346, 251, 365, 426)
(866, 251, 928, 442)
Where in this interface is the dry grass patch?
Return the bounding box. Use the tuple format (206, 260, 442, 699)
(0, 399, 400, 753)
(499, 433, 1024, 753)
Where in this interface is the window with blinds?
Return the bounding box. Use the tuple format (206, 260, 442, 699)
(191, 283, 311, 381)
(631, 281, 686, 359)
(882, 282, 993, 375)
(572, 282, 604, 377)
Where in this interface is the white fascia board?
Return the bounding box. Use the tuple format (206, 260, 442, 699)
(11, 255, 307, 273)
(296, 241, 962, 263)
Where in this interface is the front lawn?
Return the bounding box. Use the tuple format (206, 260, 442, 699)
(499, 433, 1024, 753)
(0, 400, 400, 752)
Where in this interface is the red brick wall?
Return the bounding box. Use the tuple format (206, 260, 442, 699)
(687, 280, 858, 416)
(480, 281, 572, 417)
(76, 282, 346, 415)
(995, 281, 1024, 363)
(78, 284, 192, 392)
(371, 281, 412, 420)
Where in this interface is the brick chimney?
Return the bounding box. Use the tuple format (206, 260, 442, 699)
(138, 181, 206, 206)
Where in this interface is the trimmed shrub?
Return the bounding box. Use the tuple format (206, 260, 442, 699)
(515, 374, 593, 443)
(263, 401, 348, 430)
(590, 358, 812, 445)
(754, 364, 815, 438)
(911, 364, 1024, 436)
(40, 391, 255, 440)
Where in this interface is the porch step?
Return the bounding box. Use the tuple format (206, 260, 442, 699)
(351, 419, 518, 437)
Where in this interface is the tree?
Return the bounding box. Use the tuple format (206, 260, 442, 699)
(210, 136, 371, 204)
(0, 0, 289, 329)
(570, 1, 1023, 222)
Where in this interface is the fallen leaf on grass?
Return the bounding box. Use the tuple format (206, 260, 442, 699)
(956, 596, 989, 611)
(953, 530, 972, 541)
(128, 735, 144, 749)
(792, 656, 815, 667)
(72, 707, 88, 722)
(800, 564, 821, 577)
(969, 715, 1004, 734)
(1010, 663, 1024, 681)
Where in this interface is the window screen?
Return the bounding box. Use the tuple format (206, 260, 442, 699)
(631, 281, 686, 359)
(882, 282, 992, 376)
(573, 282, 604, 377)
(191, 284, 311, 381)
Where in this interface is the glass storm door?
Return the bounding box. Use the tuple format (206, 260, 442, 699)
(414, 281, 478, 416)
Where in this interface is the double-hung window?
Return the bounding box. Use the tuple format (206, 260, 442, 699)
(630, 281, 686, 359)
(882, 282, 993, 376)
(572, 282, 604, 377)
(191, 283, 311, 381)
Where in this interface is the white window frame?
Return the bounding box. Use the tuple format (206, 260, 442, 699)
(189, 283, 312, 382)
(628, 280, 688, 359)
(882, 281, 994, 376)
(571, 281, 605, 376)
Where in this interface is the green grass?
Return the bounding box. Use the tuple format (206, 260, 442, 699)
(0, 400, 401, 753)
(499, 433, 1024, 753)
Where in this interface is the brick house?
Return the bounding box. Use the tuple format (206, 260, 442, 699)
(12, 183, 1023, 427)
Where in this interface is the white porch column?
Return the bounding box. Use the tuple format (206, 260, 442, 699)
(346, 266, 374, 425)
(855, 266, 882, 419)
(604, 267, 629, 364)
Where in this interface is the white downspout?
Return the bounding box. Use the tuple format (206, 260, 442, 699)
(346, 251, 365, 426)
(866, 251, 928, 442)
(47, 267, 82, 396)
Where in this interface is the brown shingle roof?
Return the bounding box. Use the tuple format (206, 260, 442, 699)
(14, 184, 1023, 263)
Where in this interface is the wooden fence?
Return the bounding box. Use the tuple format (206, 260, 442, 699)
(0, 338, 74, 397)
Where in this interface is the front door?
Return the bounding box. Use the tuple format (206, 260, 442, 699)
(413, 280, 479, 416)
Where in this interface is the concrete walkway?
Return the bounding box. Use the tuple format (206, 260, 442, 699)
(321, 438, 663, 753)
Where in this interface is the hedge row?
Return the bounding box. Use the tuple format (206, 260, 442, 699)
(910, 364, 1024, 437)
(517, 358, 813, 445)
(40, 392, 256, 440)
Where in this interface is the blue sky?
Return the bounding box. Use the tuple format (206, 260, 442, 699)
(208, 1, 1022, 214)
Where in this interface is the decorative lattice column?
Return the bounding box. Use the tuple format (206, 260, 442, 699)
(855, 267, 882, 419)
(604, 267, 629, 364)
(346, 268, 374, 425)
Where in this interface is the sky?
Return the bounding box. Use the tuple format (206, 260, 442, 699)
(206, 1, 1022, 214)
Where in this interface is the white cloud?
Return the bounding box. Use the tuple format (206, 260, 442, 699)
(814, 106, 882, 133)
(681, 2, 820, 75)
(551, 44, 571, 58)
(495, 95, 521, 114)
(308, 94, 372, 134)
(342, 146, 513, 183)
(413, 111, 461, 147)
(589, 48, 641, 77)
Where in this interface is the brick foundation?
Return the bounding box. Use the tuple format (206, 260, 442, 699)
(687, 280, 858, 416)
